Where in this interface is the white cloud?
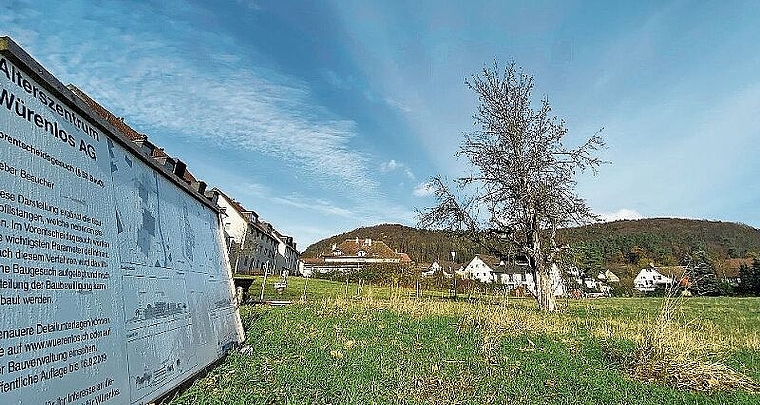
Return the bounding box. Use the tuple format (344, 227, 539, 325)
(598, 208, 643, 222)
(5, 10, 378, 199)
(240, 181, 272, 197)
(380, 159, 415, 180)
(270, 195, 355, 219)
(380, 159, 400, 172)
(413, 181, 435, 197)
(384, 96, 411, 113)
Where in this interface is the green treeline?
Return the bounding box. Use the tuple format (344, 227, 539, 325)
(304, 219, 760, 266)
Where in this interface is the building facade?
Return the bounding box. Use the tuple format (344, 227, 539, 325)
(461, 254, 566, 296)
(633, 265, 679, 292)
(215, 188, 298, 275)
(273, 229, 300, 276)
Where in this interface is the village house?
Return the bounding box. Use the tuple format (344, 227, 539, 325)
(598, 269, 621, 283)
(462, 255, 508, 283)
(273, 229, 300, 276)
(215, 188, 284, 275)
(460, 254, 566, 296)
(633, 265, 679, 292)
(717, 258, 752, 287)
(303, 238, 412, 275)
(422, 260, 461, 278)
(591, 269, 620, 295)
(567, 268, 619, 295)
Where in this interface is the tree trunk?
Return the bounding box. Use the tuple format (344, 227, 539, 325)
(535, 267, 557, 312)
(529, 216, 556, 312)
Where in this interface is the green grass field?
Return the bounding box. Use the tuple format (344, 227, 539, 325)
(169, 278, 760, 404)
(239, 276, 467, 302)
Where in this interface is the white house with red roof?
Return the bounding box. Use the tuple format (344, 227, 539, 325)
(303, 238, 412, 275)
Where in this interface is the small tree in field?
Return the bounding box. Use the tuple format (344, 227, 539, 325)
(417, 61, 606, 312)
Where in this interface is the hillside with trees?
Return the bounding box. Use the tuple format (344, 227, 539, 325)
(303, 219, 760, 268)
(303, 223, 481, 264)
(560, 218, 760, 266)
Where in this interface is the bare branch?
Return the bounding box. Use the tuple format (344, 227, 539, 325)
(417, 60, 608, 311)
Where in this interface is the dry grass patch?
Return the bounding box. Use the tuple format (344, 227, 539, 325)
(408, 375, 474, 405)
(625, 297, 760, 393)
(629, 352, 759, 393)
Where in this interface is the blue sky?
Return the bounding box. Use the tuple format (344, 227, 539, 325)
(3, 1, 759, 248)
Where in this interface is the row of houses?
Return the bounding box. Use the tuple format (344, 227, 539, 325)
(446, 259, 741, 295)
(303, 239, 569, 297)
(73, 86, 300, 278)
(632, 259, 747, 293)
(216, 190, 300, 277)
(303, 235, 745, 297)
(299, 236, 747, 297)
(425, 254, 568, 296)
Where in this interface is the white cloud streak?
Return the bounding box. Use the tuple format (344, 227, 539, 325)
(413, 181, 435, 197)
(598, 208, 643, 222)
(4, 8, 377, 199)
(270, 195, 356, 219)
(380, 159, 415, 180)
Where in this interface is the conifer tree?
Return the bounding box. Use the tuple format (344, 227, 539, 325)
(685, 251, 718, 296)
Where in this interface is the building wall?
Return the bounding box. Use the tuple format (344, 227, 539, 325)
(216, 193, 249, 245)
(0, 40, 243, 405)
(634, 268, 672, 291)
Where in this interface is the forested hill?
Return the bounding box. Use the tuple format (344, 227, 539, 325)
(558, 218, 760, 265)
(302, 219, 760, 266)
(303, 224, 481, 263)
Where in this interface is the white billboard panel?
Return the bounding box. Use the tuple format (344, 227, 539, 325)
(0, 39, 243, 404)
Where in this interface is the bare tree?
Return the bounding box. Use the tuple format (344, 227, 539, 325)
(417, 61, 606, 311)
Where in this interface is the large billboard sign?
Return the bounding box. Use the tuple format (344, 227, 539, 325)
(0, 37, 244, 404)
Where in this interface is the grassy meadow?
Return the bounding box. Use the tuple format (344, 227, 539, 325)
(168, 278, 760, 404)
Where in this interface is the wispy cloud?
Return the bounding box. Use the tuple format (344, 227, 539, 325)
(323, 70, 353, 90)
(384, 96, 411, 113)
(380, 159, 415, 180)
(413, 181, 435, 197)
(380, 159, 400, 172)
(598, 208, 643, 222)
(270, 195, 356, 219)
(3, 4, 377, 199)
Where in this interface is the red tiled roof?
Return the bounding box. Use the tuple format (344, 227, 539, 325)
(151, 148, 168, 158)
(718, 258, 754, 278)
(475, 254, 502, 268)
(68, 85, 199, 183)
(655, 266, 688, 279)
(398, 253, 412, 263)
(215, 189, 245, 212)
(182, 170, 197, 184)
(470, 254, 529, 274)
(229, 199, 247, 215)
(69, 85, 145, 141)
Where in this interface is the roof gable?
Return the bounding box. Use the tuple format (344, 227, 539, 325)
(323, 238, 410, 262)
